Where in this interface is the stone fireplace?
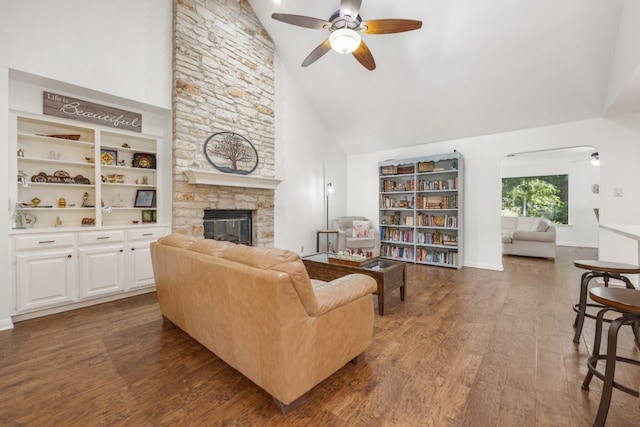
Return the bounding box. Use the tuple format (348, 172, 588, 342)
(171, 0, 277, 247)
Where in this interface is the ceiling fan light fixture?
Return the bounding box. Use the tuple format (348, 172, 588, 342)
(590, 152, 600, 166)
(329, 28, 361, 54)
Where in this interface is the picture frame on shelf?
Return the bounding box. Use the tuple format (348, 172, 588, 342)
(100, 149, 117, 165)
(141, 209, 157, 223)
(134, 189, 156, 208)
(132, 153, 156, 169)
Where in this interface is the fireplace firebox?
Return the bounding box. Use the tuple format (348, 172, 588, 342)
(203, 209, 252, 245)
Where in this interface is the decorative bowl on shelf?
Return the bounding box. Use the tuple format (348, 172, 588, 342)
(39, 134, 81, 140)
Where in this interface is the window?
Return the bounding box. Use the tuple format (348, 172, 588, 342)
(502, 174, 568, 224)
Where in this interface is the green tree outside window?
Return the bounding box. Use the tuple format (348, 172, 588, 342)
(502, 175, 568, 224)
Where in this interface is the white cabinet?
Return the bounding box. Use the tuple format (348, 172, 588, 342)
(127, 227, 168, 290)
(78, 230, 126, 298)
(9, 111, 170, 319)
(379, 152, 464, 269)
(14, 234, 76, 312)
(11, 227, 170, 318)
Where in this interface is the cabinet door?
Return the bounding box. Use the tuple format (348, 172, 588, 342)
(78, 244, 126, 299)
(127, 239, 155, 290)
(16, 248, 76, 312)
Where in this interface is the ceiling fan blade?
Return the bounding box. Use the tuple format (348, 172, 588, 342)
(271, 13, 331, 30)
(352, 40, 376, 71)
(302, 39, 332, 67)
(340, 0, 362, 20)
(361, 19, 423, 35)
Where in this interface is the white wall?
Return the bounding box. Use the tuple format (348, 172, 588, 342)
(501, 149, 600, 248)
(347, 112, 640, 271)
(0, 0, 173, 330)
(0, 0, 172, 110)
(605, 0, 640, 112)
(273, 57, 347, 256)
(0, 66, 11, 330)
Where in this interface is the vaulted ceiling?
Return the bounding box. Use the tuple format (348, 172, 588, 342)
(248, 0, 639, 155)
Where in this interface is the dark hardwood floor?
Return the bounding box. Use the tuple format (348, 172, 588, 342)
(2, 246, 640, 426)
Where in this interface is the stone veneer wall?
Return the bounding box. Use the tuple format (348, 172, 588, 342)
(172, 0, 276, 246)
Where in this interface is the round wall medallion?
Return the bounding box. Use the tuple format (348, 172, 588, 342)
(203, 132, 259, 175)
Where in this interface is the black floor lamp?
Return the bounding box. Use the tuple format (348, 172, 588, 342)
(326, 182, 333, 228)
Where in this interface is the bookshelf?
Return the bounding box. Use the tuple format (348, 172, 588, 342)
(379, 152, 463, 269)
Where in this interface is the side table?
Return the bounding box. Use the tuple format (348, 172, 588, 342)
(316, 229, 339, 252)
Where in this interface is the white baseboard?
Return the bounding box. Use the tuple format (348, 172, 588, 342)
(11, 288, 156, 323)
(557, 242, 598, 248)
(0, 317, 14, 331)
(464, 262, 504, 271)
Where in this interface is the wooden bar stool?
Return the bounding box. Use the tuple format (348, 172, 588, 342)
(572, 260, 640, 344)
(581, 287, 640, 427)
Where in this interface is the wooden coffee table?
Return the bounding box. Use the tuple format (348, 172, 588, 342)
(302, 253, 405, 315)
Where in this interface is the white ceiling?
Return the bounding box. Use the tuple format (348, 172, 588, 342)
(248, 0, 639, 155)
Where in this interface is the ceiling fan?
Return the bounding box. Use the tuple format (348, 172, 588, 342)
(569, 152, 600, 166)
(271, 0, 422, 71)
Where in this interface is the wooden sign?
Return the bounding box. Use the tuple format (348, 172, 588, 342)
(43, 91, 142, 133)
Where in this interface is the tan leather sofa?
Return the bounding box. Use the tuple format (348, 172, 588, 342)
(150, 234, 377, 413)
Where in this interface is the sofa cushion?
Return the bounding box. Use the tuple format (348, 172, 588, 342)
(187, 239, 234, 256)
(353, 220, 371, 237)
(512, 230, 556, 242)
(515, 216, 538, 230)
(536, 219, 551, 232)
(346, 237, 375, 248)
(157, 233, 196, 249)
(501, 216, 518, 232)
(219, 245, 319, 315)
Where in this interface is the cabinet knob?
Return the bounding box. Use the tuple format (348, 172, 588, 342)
(67, 254, 72, 258)
(119, 249, 124, 252)
(131, 248, 135, 251)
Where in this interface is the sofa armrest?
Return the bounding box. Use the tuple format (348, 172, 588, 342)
(512, 230, 555, 242)
(310, 274, 377, 317)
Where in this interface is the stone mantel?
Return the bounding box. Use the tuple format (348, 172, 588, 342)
(184, 169, 281, 190)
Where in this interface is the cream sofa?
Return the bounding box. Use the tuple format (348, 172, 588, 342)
(501, 216, 556, 259)
(150, 234, 377, 413)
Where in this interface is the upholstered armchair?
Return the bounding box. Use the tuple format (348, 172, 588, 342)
(332, 216, 380, 257)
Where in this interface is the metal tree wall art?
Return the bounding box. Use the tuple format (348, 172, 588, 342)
(203, 132, 259, 175)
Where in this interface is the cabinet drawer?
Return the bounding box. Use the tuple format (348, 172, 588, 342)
(78, 230, 125, 245)
(128, 227, 168, 241)
(14, 233, 75, 251)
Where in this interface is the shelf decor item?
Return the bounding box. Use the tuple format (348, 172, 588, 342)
(107, 174, 125, 183)
(43, 91, 142, 132)
(81, 217, 95, 226)
(39, 134, 81, 140)
(203, 132, 259, 175)
(132, 153, 156, 169)
(134, 190, 156, 208)
(141, 209, 157, 223)
(100, 149, 117, 165)
(418, 161, 434, 172)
